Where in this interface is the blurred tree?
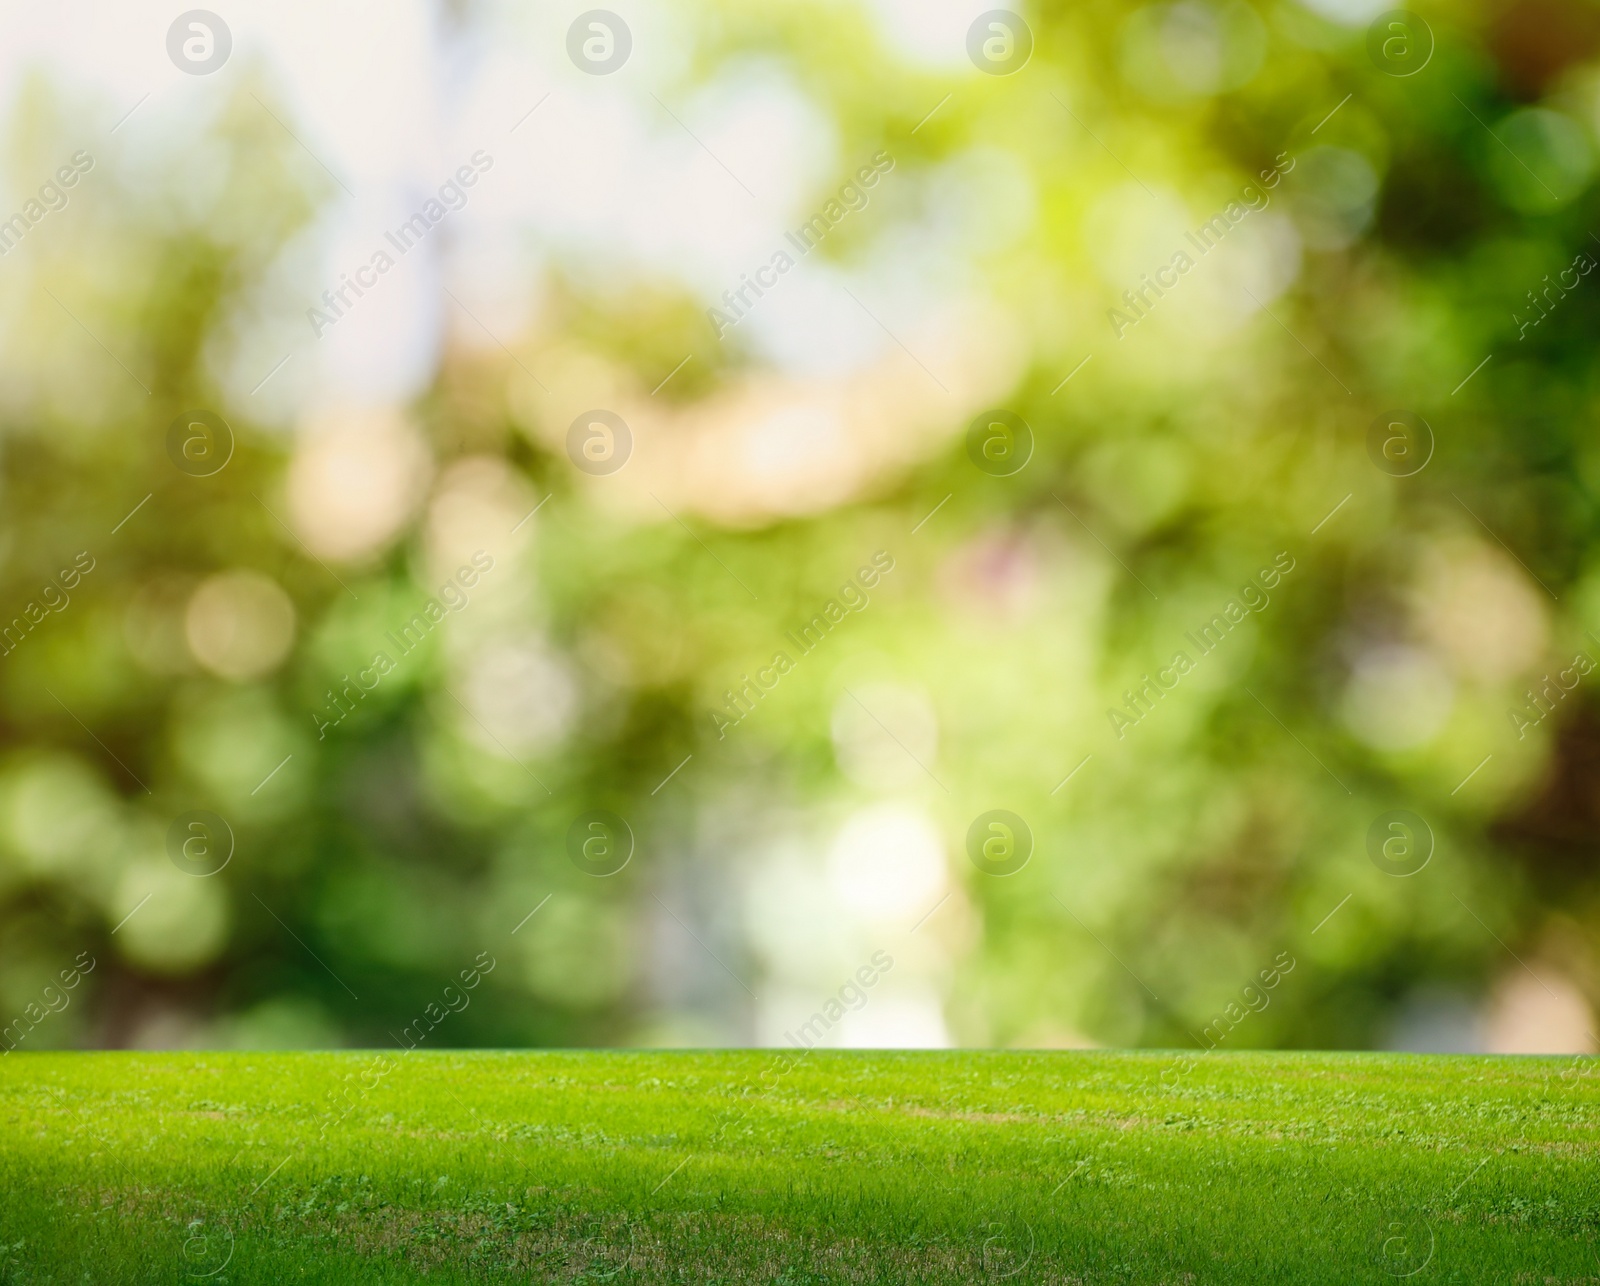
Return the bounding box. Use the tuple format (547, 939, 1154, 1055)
(0, 0, 1597, 1056)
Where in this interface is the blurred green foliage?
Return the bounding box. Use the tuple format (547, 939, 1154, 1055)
(2, 0, 1600, 1053)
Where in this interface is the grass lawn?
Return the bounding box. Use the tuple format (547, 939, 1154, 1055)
(0, 1050, 1597, 1283)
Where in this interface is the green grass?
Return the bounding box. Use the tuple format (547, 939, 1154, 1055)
(0, 1050, 1596, 1283)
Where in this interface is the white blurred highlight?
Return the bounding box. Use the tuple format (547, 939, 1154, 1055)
(831, 683, 940, 791)
(185, 571, 296, 681)
(287, 406, 432, 562)
(1413, 538, 1549, 685)
(826, 803, 947, 923)
(453, 634, 580, 757)
(1341, 645, 1455, 751)
(1484, 968, 1596, 1054)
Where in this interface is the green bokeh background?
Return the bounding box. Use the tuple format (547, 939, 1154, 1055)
(1, 0, 1598, 1052)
